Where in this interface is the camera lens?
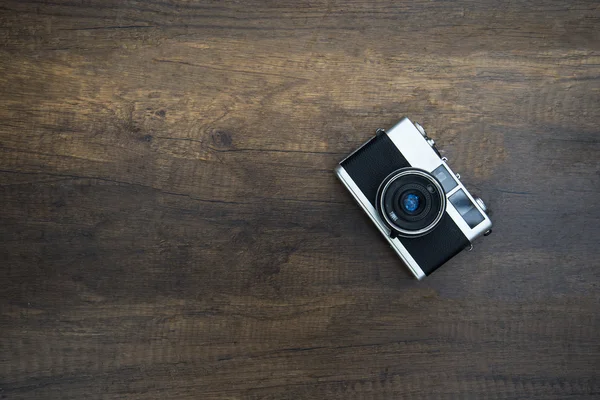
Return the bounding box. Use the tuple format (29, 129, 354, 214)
(377, 168, 446, 237)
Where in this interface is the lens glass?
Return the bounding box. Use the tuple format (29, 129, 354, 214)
(402, 193, 420, 212)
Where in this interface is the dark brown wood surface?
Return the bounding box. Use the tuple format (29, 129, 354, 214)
(1, 1, 599, 399)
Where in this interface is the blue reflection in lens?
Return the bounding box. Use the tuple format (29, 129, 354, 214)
(403, 194, 420, 212)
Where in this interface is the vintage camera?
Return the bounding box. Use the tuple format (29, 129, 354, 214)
(335, 118, 492, 279)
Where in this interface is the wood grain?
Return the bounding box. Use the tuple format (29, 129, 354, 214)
(0, 1, 599, 399)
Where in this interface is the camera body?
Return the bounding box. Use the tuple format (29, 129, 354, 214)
(335, 118, 492, 279)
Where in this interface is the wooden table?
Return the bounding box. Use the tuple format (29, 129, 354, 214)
(1, 1, 598, 399)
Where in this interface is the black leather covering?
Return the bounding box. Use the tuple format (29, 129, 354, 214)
(341, 134, 409, 204)
(341, 132, 470, 275)
(400, 213, 469, 275)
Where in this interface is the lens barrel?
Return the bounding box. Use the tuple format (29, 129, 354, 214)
(377, 168, 446, 237)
